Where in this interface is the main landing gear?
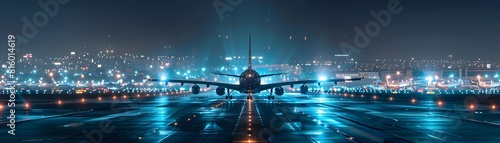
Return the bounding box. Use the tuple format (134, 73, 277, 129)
(225, 88, 234, 99)
(267, 88, 275, 100)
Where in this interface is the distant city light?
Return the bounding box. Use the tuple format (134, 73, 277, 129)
(201, 68, 206, 71)
(425, 76, 432, 81)
(161, 76, 167, 81)
(318, 76, 326, 81)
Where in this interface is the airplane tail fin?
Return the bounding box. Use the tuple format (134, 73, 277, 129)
(248, 34, 252, 70)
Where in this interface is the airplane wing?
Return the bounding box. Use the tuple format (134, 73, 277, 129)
(147, 79, 240, 90)
(211, 72, 242, 77)
(259, 76, 364, 91)
(259, 73, 288, 77)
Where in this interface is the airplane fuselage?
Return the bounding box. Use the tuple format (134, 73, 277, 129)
(239, 69, 261, 93)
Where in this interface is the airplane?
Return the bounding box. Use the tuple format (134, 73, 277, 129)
(435, 81, 461, 90)
(147, 34, 364, 100)
(469, 78, 500, 89)
(376, 80, 411, 90)
(386, 82, 411, 90)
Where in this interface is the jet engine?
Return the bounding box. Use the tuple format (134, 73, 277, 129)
(275, 87, 284, 96)
(216, 87, 225, 96)
(191, 84, 200, 94)
(299, 84, 308, 94)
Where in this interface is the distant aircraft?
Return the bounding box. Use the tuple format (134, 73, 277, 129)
(435, 81, 461, 90)
(386, 82, 411, 90)
(148, 34, 364, 100)
(469, 78, 500, 89)
(376, 80, 411, 90)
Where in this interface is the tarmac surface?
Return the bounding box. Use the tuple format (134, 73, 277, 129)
(1, 92, 500, 143)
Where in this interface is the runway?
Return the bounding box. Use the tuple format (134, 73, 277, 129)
(1, 92, 500, 143)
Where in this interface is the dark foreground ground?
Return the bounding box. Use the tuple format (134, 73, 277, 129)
(1, 92, 500, 143)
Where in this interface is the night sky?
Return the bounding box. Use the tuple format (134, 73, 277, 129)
(1, 0, 500, 61)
